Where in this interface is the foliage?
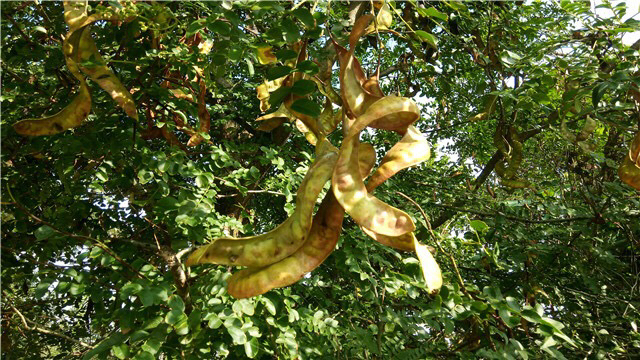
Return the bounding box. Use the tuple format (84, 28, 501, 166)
(1, 1, 639, 359)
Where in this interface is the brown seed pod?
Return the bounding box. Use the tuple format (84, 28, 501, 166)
(186, 144, 338, 268)
(619, 131, 640, 190)
(13, 80, 91, 136)
(226, 143, 377, 298)
(366, 125, 431, 192)
(71, 26, 137, 119)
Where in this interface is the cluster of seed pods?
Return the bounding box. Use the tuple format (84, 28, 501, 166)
(187, 14, 442, 298)
(13, 1, 137, 136)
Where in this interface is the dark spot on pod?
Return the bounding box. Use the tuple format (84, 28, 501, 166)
(97, 74, 111, 80)
(54, 122, 64, 131)
(229, 255, 238, 263)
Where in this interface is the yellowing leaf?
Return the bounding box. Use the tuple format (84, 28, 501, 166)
(256, 46, 277, 65)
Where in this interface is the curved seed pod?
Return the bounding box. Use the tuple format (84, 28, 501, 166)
(333, 15, 380, 118)
(73, 26, 138, 119)
(362, 74, 385, 98)
(360, 227, 415, 251)
(333, 97, 419, 236)
(317, 98, 340, 135)
(312, 77, 343, 106)
(357, 142, 376, 178)
(295, 119, 318, 145)
(256, 78, 285, 112)
(62, 25, 86, 82)
(502, 139, 523, 179)
(226, 192, 345, 298)
(256, 103, 295, 125)
(187, 78, 210, 146)
(186, 148, 338, 268)
(619, 131, 640, 190)
(333, 136, 415, 237)
(414, 234, 442, 294)
(346, 96, 420, 140)
(64, 1, 112, 30)
(630, 131, 640, 163)
(366, 125, 430, 192)
(333, 38, 380, 119)
(169, 88, 194, 102)
(227, 145, 376, 298)
(576, 116, 596, 142)
(469, 94, 498, 122)
(256, 118, 287, 132)
(365, 2, 393, 34)
(14, 80, 91, 136)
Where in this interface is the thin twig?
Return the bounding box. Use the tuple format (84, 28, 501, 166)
(4, 292, 95, 349)
(6, 185, 148, 280)
(395, 191, 471, 297)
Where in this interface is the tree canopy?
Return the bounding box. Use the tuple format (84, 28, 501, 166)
(1, 1, 639, 359)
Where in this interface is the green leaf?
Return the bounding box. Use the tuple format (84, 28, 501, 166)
(469, 220, 488, 233)
(292, 8, 315, 28)
(168, 295, 185, 312)
(244, 337, 259, 358)
(205, 312, 223, 329)
(290, 99, 321, 117)
(275, 49, 298, 61)
(422, 7, 448, 21)
(165, 309, 186, 325)
(281, 18, 300, 43)
(111, 344, 130, 360)
(261, 297, 277, 315)
(35, 280, 52, 299)
(186, 19, 206, 37)
(414, 30, 438, 48)
(227, 326, 247, 345)
(210, 20, 231, 36)
(290, 79, 316, 96)
(266, 66, 292, 80)
(268, 86, 292, 107)
(592, 82, 610, 108)
(295, 60, 319, 75)
(34, 225, 55, 240)
(521, 309, 542, 323)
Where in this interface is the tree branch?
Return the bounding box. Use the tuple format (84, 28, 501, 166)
(6, 185, 148, 280)
(4, 294, 95, 349)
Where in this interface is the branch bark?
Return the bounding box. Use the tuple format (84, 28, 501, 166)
(4, 295, 95, 349)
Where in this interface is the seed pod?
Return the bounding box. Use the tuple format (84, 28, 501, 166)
(186, 146, 338, 268)
(13, 80, 91, 136)
(71, 27, 137, 119)
(619, 131, 640, 190)
(333, 97, 420, 237)
(360, 227, 415, 251)
(366, 125, 431, 192)
(227, 144, 376, 298)
(226, 191, 345, 298)
(414, 235, 442, 294)
(187, 78, 210, 146)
